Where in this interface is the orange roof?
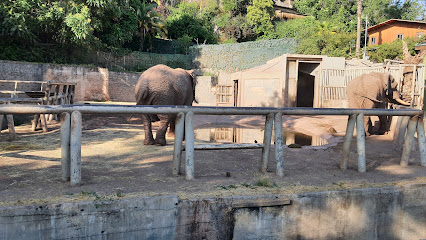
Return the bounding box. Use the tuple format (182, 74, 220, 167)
(367, 19, 426, 32)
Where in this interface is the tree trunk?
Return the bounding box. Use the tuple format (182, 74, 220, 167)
(356, 0, 362, 58)
(139, 28, 145, 52)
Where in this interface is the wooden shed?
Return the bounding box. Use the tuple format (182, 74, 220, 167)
(230, 54, 345, 108)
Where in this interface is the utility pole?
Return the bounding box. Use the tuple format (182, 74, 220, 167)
(356, 0, 362, 59)
(364, 16, 368, 59)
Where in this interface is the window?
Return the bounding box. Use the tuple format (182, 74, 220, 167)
(397, 34, 404, 40)
(370, 37, 377, 45)
(417, 32, 424, 39)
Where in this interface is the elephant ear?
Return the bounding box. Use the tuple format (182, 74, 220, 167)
(185, 70, 196, 89)
(186, 69, 198, 103)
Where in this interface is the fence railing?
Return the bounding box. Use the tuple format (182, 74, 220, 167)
(0, 105, 425, 185)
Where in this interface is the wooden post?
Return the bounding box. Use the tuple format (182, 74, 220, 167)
(341, 114, 356, 170)
(40, 114, 48, 133)
(185, 111, 195, 180)
(417, 116, 426, 167)
(274, 112, 284, 177)
(0, 115, 3, 135)
(261, 113, 274, 173)
(6, 115, 15, 141)
(356, 113, 366, 173)
(70, 111, 82, 185)
(401, 116, 418, 167)
(395, 116, 410, 148)
(172, 112, 185, 176)
(61, 112, 71, 181)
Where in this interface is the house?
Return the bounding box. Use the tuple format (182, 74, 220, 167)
(367, 19, 426, 46)
(273, 0, 305, 20)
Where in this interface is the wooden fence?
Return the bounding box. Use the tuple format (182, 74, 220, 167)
(320, 64, 425, 109)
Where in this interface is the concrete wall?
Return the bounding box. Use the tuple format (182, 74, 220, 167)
(0, 60, 142, 102)
(0, 185, 425, 239)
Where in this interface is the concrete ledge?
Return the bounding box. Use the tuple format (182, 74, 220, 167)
(1, 185, 425, 239)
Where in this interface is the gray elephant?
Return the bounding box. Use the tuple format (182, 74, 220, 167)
(135, 64, 196, 146)
(346, 72, 410, 135)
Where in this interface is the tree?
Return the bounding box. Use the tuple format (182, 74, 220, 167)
(356, 0, 362, 58)
(166, 1, 217, 44)
(246, 0, 275, 39)
(134, 1, 167, 51)
(294, 0, 425, 32)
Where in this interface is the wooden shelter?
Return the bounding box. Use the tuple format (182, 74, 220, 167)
(367, 19, 426, 46)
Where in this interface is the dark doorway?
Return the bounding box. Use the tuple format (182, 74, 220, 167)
(233, 80, 238, 107)
(296, 63, 318, 107)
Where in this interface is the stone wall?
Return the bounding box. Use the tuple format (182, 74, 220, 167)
(0, 185, 425, 239)
(108, 71, 140, 102)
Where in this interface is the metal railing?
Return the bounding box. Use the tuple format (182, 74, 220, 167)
(1, 105, 425, 185)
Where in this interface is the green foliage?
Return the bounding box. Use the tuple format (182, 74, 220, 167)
(246, 0, 275, 39)
(294, 0, 425, 32)
(368, 41, 403, 63)
(166, 2, 217, 44)
(275, 17, 355, 58)
(177, 34, 192, 54)
(367, 36, 426, 63)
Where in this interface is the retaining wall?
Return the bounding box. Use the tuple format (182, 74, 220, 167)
(1, 185, 425, 239)
(0, 60, 141, 102)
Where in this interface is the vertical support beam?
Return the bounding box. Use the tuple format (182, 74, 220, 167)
(185, 111, 195, 180)
(60, 112, 71, 181)
(40, 114, 48, 133)
(417, 116, 426, 167)
(70, 111, 82, 185)
(341, 114, 357, 170)
(401, 116, 418, 167)
(172, 112, 185, 176)
(261, 113, 274, 173)
(395, 116, 410, 148)
(0, 115, 3, 134)
(274, 112, 284, 177)
(356, 113, 366, 173)
(6, 115, 15, 141)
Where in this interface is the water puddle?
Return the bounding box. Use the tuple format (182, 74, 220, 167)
(194, 127, 329, 147)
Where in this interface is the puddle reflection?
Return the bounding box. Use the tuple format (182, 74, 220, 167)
(194, 128, 328, 146)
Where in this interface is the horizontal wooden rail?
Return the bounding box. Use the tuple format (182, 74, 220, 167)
(0, 104, 425, 184)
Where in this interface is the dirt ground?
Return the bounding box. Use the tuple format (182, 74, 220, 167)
(1, 106, 426, 206)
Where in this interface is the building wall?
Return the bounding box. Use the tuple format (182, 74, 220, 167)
(368, 21, 426, 46)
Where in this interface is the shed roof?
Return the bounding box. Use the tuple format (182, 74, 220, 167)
(367, 19, 426, 32)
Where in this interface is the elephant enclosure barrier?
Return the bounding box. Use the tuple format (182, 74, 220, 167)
(0, 105, 425, 185)
(320, 64, 425, 109)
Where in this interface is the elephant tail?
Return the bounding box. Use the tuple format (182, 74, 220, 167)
(135, 80, 150, 104)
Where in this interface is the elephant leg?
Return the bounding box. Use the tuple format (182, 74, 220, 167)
(364, 117, 372, 136)
(167, 115, 176, 137)
(155, 114, 170, 146)
(378, 115, 388, 135)
(142, 114, 155, 145)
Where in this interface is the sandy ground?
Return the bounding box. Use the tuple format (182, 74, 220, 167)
(0, 108, 425, 206)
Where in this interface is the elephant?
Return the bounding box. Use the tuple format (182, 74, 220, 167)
(135, 64, 196, 146)
(346, 71, 410, 136)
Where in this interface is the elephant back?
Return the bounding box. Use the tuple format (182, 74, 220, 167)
(135, 64, 194, 106)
